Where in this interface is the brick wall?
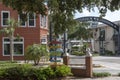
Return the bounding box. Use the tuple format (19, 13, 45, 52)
(0, 2, 48, 60)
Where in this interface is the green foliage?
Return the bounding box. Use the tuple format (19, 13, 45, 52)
(42, 67, 55, 79)
(92, 53, 100, 56)
(25, 44, 49, 65)
(72, 51, 85, 56)
(0, 65, 32, 80)
(55, 65, 72, 77)
(104, 50, 115, 56)
(0, 18, 19, 62)
(71, 46, 79, 51)
(0, 61, 19, 69)
(68, 22, 93, 40)
(0, 65, 72, 80)
(93, 72, 111, 77)
(3, 0, 120, 35)
(2, 0, 47, 21)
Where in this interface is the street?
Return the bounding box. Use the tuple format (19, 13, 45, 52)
(69, 55, 120, 75)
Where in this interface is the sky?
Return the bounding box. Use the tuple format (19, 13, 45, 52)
(74, 7, 120, 22)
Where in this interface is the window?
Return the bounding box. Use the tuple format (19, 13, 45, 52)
(28, 13, 36, 27)
(40, 15, 47, 28)
(99, 28, 105, 41)
(40, 15, 43, 26)
(41, 37, 47, 44)
(43, 16, 47, 27)
(3, 37, 24, 56)
(1, 11, 10, 26)
(18, 14, 26, 27)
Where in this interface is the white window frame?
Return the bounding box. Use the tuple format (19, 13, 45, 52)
(1, 11, 10, 27)
(40, 15, 43, 27)
(40, 15, 47, 28)
(18, 15, 26, 27)
(28, 13, 36, 27)
(41, 35, 47, 44)
(43, 16, 47, 27)
(2, 37, 24, 56)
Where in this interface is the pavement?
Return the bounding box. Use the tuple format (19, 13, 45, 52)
(68, 55, 120, 80)
(67, 76, 120, 80)
(69, 55, 120, 75)
(93, 56, 120, 76)
(22, 55, 120, 80)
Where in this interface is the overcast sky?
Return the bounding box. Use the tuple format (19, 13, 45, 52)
(74, 7, 120, 22)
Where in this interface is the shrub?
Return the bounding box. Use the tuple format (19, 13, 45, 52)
(93, 72, 111, 77)
(0, 65, 33, 80)
(0, 68, 6, 79)
(25, 44, 49, 65)
(104, 50, 114, 56)
(72, 51, 85, 56)
(71, 46, 79, 51)
(0, 65, 72, 80)
(55, 65, 72, 77)
(92, 51, 100, 56)
(42, 67, 55, 79)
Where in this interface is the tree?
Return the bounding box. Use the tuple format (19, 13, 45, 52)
(68, 22, 93, 52)
(68, 22, 92, 40)
(2, 0, 120, 35)
(0, 18, 19, 62)
(25, 44, 49, 65)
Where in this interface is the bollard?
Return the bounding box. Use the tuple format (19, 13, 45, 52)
(85, 56, 92, 77)
(63, 52, 69, 65)
(85, 48, 93, 77)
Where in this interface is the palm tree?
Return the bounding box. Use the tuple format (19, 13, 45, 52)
(0, 18, 19, 62)
(25, 44, 49, 65)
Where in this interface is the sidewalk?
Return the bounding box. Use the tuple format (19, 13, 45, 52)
(68, 76, 120, 80)
(93, 57, 120, 76)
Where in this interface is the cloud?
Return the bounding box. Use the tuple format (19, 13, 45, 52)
(104, 10, 120, 21)
(75, 8, 120, 22)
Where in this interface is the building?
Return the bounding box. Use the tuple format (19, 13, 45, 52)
(92, 20, 120, 54)
(0, 2, 48, 60)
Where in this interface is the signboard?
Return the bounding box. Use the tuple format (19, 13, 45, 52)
(49, 40, 63, 62)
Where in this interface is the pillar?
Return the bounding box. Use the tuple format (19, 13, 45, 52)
(85, 56, 92, 77)
(63, 53, 69, 65)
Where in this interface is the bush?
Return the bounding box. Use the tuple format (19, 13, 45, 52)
(92, 52, 100, 56)
(42, 67, 55, 79)
(71, 46, 79, 51)
(0, 65, 72, 80)
(104, 50, 115, 56)
(25, 44, 49, 65)
(0, 65, 33, 80)
(55, 65, 72, 77)
(93, 72, 111, 77)
(72, 51, 85, 56)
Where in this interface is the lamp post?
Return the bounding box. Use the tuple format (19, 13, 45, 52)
(63, 29, 68, 54)
(63, 29, 69, 65)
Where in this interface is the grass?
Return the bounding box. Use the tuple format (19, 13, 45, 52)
(93, 72, 111, 77)
(92, 53, 100, 56)
(0, 61, 32, 69)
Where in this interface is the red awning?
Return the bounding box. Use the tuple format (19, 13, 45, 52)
(50, 40, 61, 44)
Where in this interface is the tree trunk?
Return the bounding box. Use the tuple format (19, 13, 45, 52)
(9, 34, 14, 62)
